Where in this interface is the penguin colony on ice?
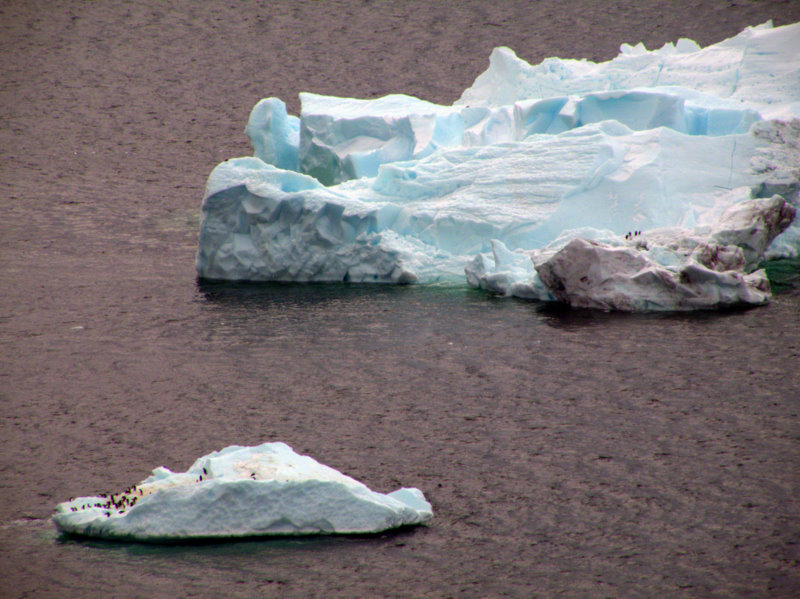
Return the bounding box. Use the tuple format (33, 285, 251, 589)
(67, 467, 211, 517)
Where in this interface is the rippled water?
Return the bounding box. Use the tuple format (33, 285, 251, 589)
(2, 261, 799, 596)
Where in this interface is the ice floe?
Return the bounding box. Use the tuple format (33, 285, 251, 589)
(53, 443, 432, 541)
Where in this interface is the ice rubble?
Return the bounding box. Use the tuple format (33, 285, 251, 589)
(53, 443, 432, 541)
(197, 21, 800, 311)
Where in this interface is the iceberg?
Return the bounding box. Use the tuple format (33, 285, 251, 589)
(197, 21, 800, 311)
(53, 442, 433, 541)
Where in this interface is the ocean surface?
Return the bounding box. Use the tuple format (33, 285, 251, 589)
(2, 255, 799, 596)
(2, 2, 799, 597)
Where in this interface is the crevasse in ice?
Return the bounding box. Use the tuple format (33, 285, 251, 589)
(196, 21, 800, 311)
(53, 442, 433, 541)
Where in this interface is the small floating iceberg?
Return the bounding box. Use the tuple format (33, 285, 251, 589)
(53, 442, 432, 541)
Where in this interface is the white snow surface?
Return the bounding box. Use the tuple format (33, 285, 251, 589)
(53, 442, 433, 541)
(197, 21, 800, 311)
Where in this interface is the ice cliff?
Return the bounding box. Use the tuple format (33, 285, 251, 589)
(197, 21, 800, 311)
(53, 443, 433, 541)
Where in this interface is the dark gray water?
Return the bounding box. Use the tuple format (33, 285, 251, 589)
(2, 2, 800, 597)
(2, 271, 799, 597)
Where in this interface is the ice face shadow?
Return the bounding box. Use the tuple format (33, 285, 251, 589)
(53, 524, 425, 559)
(532, 299, 759, 330)
(196, 279, 439, 309)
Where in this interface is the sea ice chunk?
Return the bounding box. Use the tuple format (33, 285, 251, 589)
(52, 442, 433, 541)
(534, 238, 771, 312)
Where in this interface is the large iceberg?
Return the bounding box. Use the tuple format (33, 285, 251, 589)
(197, 21, 800, 311)
(53, 443, 432, 541)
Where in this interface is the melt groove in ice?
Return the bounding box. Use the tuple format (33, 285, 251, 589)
(197, 21, 800, 311)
